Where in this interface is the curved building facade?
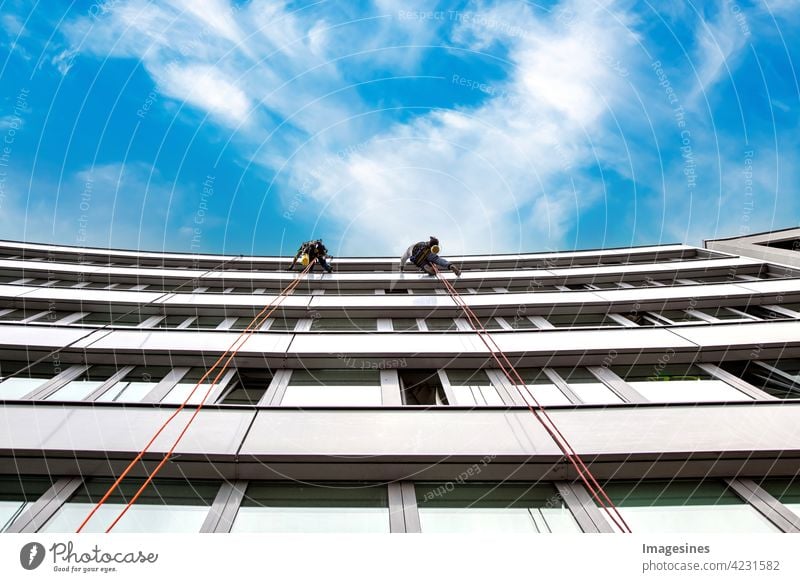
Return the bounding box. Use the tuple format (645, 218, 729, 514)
(1, 236, 799, 533)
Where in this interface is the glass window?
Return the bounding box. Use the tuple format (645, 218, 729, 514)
(446, 370, 504, 406)
(0, 476, 54, 532)
(46, 365, 121, 401)
(309, 318, 377, 331)
(474, 317, 503, 330)
(392, 318, 420, 332)
(97, 366, 171, 403)
(282, 369, 381, 406)
(155, 315, 190, 328)
(774, 303, 800, 315)
(736, 305, 793, 320)
(41, 478, 219, 533)
(599, 480, 779, 533)
(514, 369, 571, 405)
(757, 478, 800, 519)
(219, 369, 273, 404)
(400, 371, 448, 405)
(611, 364, 750, 403)
(0, 362, 58, 399)
(415, 483, 580, 533)
(653, 309, 706, 323)
(161, 368, 219, 405)
(231, 482, 389, 533)
(266, 317, 299, 331)
(720, 360, 800, 399)
(226, 311, 263, 330)
(0, 308, 46, 322)
(78, 310, 147, 326)
(185, 316, 227, 330)
(551, 367, 623, 404)
(504, 316, 539, 330)
(693, 307, 752, 321)
(425, 318, 457, 331)
(546, 312, 622, 327)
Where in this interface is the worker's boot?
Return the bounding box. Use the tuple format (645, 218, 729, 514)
(450, 264, 461, 277)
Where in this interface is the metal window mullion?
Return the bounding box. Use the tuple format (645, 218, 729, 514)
(262, 369, 292, 405)
(400, 482, 421, 533)
(607, 313, 638, 328)
(529, 315, 553, 329)
(542, 368, 583, 404)
(376, 318, 392, 331)
(724, 478, 800, 533)
(7, 477, 84, 533)
(24, 365, 89, 400)
(696, 363, 776, 401)
(85, 365, 135, 401)
(205, 368, 237, 403)
(387, 482, 406, 533)
(201, 481, 248, 533)
(554, 481, 615, 533)
(437, 370, 458, 406)
(141, 367, 190, 403)
(587, 366, 648, 404)
(380, 369, 402, 406)
(484, 368, 521, 406)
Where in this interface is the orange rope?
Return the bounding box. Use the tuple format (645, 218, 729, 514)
(432, 265, 632, 533)
(76, 260, 317, 533)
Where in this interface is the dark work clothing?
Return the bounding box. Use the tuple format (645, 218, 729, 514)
(290, 240, 332, 273)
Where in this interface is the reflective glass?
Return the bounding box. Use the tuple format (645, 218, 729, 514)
(0, 476, 53, 532)
(41, 478, 218, 533)
(0, 362, 58, 399)
(46, 366, 120, 401)
(232, 483, 389, 533)
(415, 483, 580, 533)
(612, 364, 750, 403)
(282, 369, 381, 406)
(601, 481, 779, 533)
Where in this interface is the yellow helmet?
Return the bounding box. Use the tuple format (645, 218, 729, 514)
(431, 244, 440, 254)
(301, 253, 310, 266)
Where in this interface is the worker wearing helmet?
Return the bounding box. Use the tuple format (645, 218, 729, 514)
(287, 239, 333, 273)
(399, 236, 461, 276)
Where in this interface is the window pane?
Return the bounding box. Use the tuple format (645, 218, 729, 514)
(546, 312, 622, 327)
(79, 310, 147, 326)
(283, 369, 381, 406)
(266, 317, 298, 331)
(46, 366, 120, 401)
(415, 483, 580, 533)
(513, 369, 571, 405)
(400, 371, 448, 405)
(161, 368, 218, 405)
(757, 478, 800, 519)
(425, 319, 457, 331)
(41, 478, 218, 533)
(392, 318, 419, 331)
(719, 360, 800, 399)
(694, 307, 751, 320)
(654, 309, 704, 323)
(220, 369, 273, 404)
(155, 315, 189, 328)
(185, 316, 226, 329)
(504, 316, 539, 330)
(600, 480, 778, 533)
(0, 476, 54, 532)
(446, 370, 503, 406)
(232, 483, 389, 533)
(551, 368, 622, 404)
(97, 366, 171, 403)
(612, 364, 749, 403)
(309, 318, 377, 331)
(0, 362, 56, 399)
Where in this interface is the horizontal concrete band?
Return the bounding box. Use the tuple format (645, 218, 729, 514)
(1, 403, 798, 481)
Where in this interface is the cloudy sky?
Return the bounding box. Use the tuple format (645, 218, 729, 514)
(0, 0, 798, 256)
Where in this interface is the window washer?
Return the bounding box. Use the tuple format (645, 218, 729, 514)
(399, 236, 461, 276)
(287, 239, 333, 273)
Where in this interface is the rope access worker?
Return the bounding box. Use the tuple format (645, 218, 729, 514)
(399, 236, 461, 276)
(287, 239, 333, 273)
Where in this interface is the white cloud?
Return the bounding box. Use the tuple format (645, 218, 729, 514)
(157, 63, 251, 126)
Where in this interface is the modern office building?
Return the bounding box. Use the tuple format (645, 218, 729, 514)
(1, 234, 799, 534)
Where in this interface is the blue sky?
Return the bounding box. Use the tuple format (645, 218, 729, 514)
(0, 0, 798, 257)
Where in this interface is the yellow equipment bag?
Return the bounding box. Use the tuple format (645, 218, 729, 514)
(301, 253, 310, 266)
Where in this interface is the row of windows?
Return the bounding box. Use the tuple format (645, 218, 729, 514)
(2, 360, 797, 405)
(2, 476, 797, 533)
(0, 269, 789, 295)
(2, 303, 799, 331)
(0, 250, 713, 272)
